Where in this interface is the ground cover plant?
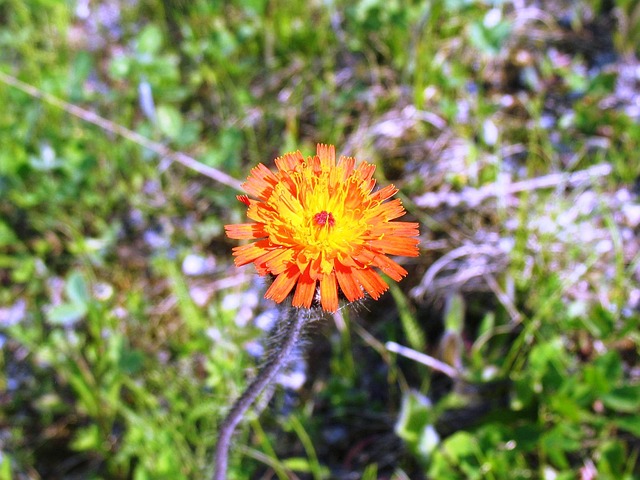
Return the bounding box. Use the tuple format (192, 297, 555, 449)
(1, 0, 640, 479)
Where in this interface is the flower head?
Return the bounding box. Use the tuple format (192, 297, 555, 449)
(225, 144, 420, 312)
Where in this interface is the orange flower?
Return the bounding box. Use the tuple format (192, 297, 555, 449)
(225, 144, 420, 312)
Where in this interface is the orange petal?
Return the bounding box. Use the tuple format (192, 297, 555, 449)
(310, 154, 322, 175)
(275, 151, 304, 172)
(232, 240, 272, 266)
(320, 273, 338, 312)
(243, 163, 278, 200)
(247, 201, 276, 223)
(372, 253, 407, 281)
(337, 155, 356, 179)
(337, 252, 359, 268)
(277, 167, 298, 196)
(335, 262, 364, 302)
(353, 268, 388, 300)
(369, 237, 420, 256)
(316, 144, 336, 169)
(354, 248, 376, 266)
(260, 248, 294, 275)
(224, 223, 267, 239)
(265, 268, 300, 303)
(371, 221, 420, 237)
(374, 198, 407, 221)
(370, 184, 398, 202)
(254, 247, 288, 269)
(356, 162, 377, 184)
(292, 269, 316, 308)
(255, 263, 270, 276)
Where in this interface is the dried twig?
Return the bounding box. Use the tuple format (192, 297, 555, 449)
(0, 70, 244, 192)
(414, 163, 612, 209)
(411, 244, 505, 299)
(386, 341, 460, 379)
(484, 273, 523, 324)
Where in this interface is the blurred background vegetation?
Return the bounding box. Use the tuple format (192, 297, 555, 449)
(1, 0, 640, 478)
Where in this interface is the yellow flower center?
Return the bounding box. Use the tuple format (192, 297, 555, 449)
(264, 162, 371, 271)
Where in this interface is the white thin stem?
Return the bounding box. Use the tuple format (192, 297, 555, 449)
(0, 70, 243, 192)
(413, 163, 612, 209)
(386, 341, 460, 379)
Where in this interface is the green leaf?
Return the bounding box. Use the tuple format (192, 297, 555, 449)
(444, 293, 465, 334)
(540, 424, 582, 469)
(613, 416, 640, 437)
(389, 282, 425, 352)
(396, 391, 431, 442)
(47, 302, 87, 325)
(66, 271, 90, 306)
(580, 305, 615, 338)
(0, 451, 12, 480)
(133, 466, 150, 480)
(0, 221, 18, 247)
(597, 439, 626, 477)
(70, 423, 101, 451)
(156, 105, 183, 140)
(281, 457, 313, 472)
(361, 463, 378, 480)
(109, 55, 131, 79)
(11, 256, 36, 283)
(528, 337, 567, 390)
(468, 18, 511, 56)
(584, 351, 622, 395)
(65, 362, 100, 417)
(442, 431, 477, 461)
(137, 25, 163, 55)
(512, 424, 542, 452)
(602, 385, 640, 413)
(395, 391, 440, 459)
(119, 347, 145, 375)
(476, 311, 495, 338)
(69, 51, 94, 101)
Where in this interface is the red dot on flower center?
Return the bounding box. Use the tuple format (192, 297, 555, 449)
(314, 211, 335, 227)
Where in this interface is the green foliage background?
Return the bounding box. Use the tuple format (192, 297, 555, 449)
(1, 0, 640, 479)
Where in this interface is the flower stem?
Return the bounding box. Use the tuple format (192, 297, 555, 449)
(213, 307, 308, 480)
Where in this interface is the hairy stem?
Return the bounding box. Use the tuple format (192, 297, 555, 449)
(213, 307, 308, 480)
